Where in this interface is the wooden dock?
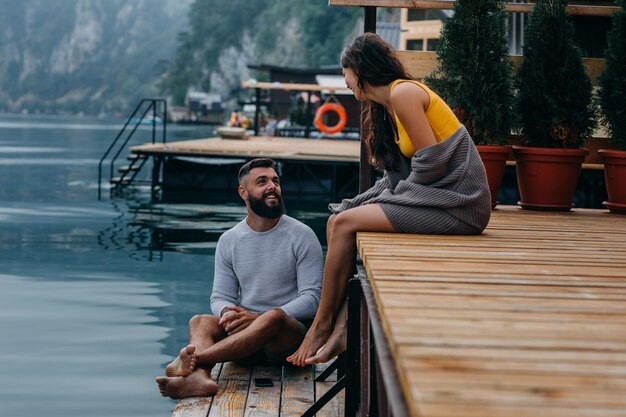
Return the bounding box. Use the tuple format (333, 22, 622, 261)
(131, 136, 360, 163)
(172, 362, 343, 417)
(169, 207, 625, 417)
(130, 135, 607, 166)
(130, 136, 361, 199)
(355, 206, 626, 417)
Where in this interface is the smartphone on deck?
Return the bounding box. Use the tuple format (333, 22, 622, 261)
(254, 377, 274, 387)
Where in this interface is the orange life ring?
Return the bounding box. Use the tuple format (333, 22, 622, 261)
(314, 102, 347, 135)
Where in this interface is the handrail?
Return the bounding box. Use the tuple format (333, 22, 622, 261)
(97, 98, 167, 199)
(356, 269, 413, 417)
(108, 104, 152, 181)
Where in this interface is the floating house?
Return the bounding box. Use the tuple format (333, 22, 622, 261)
(169, 90, 224, 124)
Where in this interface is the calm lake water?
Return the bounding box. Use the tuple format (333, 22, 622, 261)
(0, 114, 330, 417)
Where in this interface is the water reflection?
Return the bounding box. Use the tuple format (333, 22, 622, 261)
(99, 193, 330, 260)
(0, 114, 332, 416)
(0, 273, 170, 417)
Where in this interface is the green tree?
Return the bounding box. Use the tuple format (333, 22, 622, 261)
(426, 0, 513, 145)
(598, 0, 626, 149)
(159, 0, 359, 104)
(517, 0, 596, 148)
(159, 0, 270, 104)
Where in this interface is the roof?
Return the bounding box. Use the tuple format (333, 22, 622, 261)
(315, 75, 353, 95)
(247, 64, 341, 76)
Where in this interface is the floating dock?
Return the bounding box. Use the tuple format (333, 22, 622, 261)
(132, 136, 359, 163)
(131, 136, 361, 199)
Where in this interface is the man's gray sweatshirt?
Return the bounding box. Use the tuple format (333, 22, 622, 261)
(210, 215, 323, 321)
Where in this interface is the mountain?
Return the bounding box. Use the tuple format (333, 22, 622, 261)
(0, 0, 192, 115)
(0, 0, 360, 115)
(148, 0, 361, 106)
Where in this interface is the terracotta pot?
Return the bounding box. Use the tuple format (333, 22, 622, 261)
(598, 149, 626, 214)
(477, 145, 511, 209)
(512, 146, 588, 211)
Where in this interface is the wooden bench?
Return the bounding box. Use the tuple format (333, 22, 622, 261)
(171, 362, 344, 417)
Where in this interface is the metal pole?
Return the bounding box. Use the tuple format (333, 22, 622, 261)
(163, 100, 167, 143)
(305, 90, 312, 138)
(151, 156, 163, 203)
(255, 88, 261, 136)
(152, 101, 156, 144)
(359, 7, 377, 193)
(345, 278, 362, 417)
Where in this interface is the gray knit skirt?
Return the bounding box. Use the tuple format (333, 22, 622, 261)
(329, 126, 491, 235)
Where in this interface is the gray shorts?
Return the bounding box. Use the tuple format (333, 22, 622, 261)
(236, 319, 311, 366)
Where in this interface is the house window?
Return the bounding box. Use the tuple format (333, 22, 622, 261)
(406, 39, 424, 51)
(407, 9, 427, 21)
(407, 9, 442, 21)
(426, 38, 439, 51)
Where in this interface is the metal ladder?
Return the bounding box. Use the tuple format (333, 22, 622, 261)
(97, 98, 167, 199)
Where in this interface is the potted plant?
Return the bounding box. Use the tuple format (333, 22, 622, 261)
(514, 0, 596, 211)
(426, 0, 513, 208)
(598, 0, 626, 214)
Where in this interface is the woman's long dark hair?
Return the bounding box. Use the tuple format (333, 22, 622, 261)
(341, 33, 413, 171)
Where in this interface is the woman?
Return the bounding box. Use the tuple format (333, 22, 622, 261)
(287, 33, 491, 366)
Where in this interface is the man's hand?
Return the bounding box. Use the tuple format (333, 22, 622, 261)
(219, 306, 259, 335)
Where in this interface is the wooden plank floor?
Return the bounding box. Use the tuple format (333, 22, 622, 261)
(357, 206, 626, 417)
(130, 136, 606, 170)
(171, 362, 343, 417)
(132, 136, 360, 163)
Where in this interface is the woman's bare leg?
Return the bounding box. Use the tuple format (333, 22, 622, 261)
(287, 204, 394, 366)
(305, 298, 348, 364)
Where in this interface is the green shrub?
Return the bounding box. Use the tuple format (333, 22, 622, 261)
(517, 0, 596, 148)
(599, 0, 626, 150)
(426, 0, 513, 146)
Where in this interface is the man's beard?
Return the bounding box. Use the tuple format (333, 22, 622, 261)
(249, 191, 285, 219)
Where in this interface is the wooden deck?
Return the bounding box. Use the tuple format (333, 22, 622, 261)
(172, 362, 343, 417)
(356, 206, 626, 417)
(131, 135, 609, 167)
(131, 136, 360, 163)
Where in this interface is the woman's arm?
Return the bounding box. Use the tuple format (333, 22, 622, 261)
(390, 82, 437, 151)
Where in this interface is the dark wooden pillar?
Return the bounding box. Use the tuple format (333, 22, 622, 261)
(359, 7, 377, 193)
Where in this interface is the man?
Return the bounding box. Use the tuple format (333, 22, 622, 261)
(156, 158, 323, 399)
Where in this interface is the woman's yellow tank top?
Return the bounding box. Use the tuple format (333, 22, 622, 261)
(390, 79, 461, 158)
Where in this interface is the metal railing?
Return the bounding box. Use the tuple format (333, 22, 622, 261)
(97, 99, 167, 199)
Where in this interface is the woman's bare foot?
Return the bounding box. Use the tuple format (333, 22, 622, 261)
(287, 324, 332, 367)
(305, 320, 347, 365)
(166, 345, 197, 377)
(156, 369, 218, 399)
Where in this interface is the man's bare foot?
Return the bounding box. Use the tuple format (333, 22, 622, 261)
(155, 369, 218, 399)
(304, 320, 347, 365)
(287, 324, 332, 367)
(156, 375, 169, 397)
(165, 345, 197, 377)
